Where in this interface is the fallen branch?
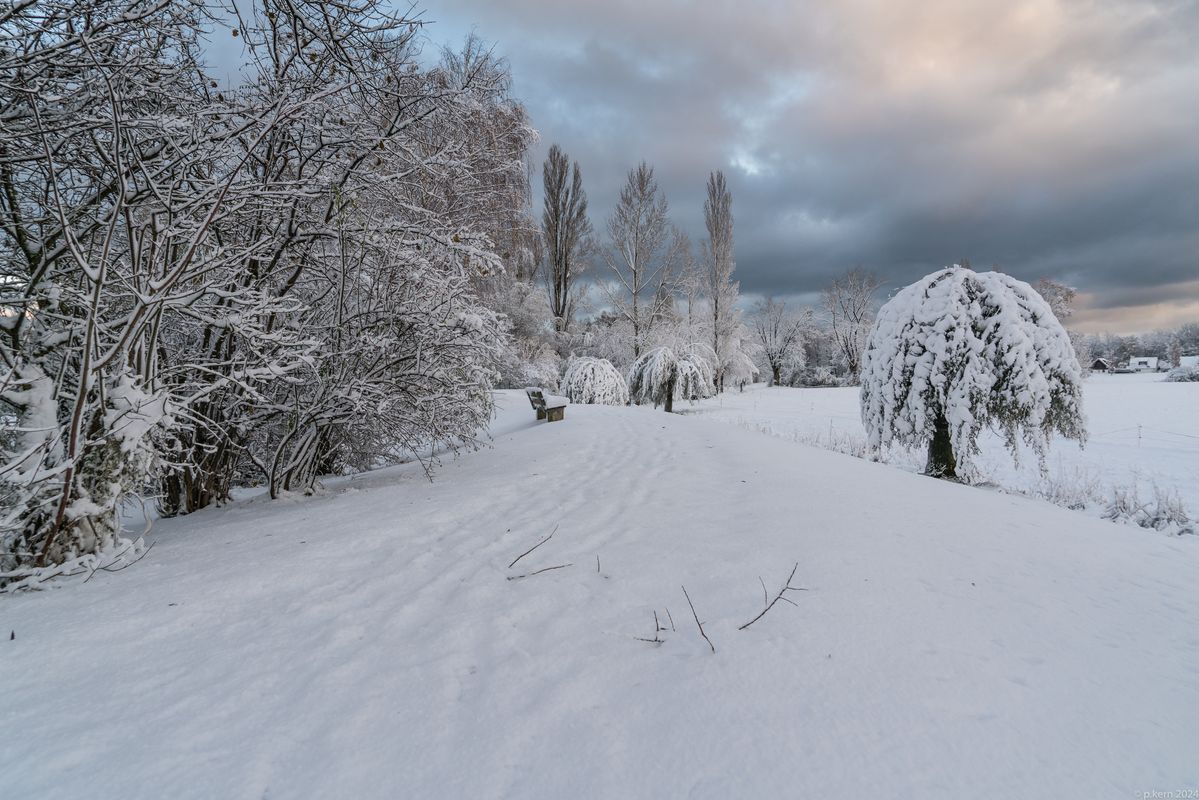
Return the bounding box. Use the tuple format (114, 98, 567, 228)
(508, 524, 558, 569)
(738, 562, 806, 631)
(681, 585, 715, 653)
(507, 563, 572, 581)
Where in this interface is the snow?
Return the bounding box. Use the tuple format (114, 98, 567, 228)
(688, 373, 1199, 520)
(3, 390, 1197, 797)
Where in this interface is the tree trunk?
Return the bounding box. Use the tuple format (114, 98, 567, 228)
(664, 376, 675, 413)
(925, 411, 957, 480)
(772, 366, 781, 386)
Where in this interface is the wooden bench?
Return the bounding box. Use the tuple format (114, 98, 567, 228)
(525, 387, 569, 422)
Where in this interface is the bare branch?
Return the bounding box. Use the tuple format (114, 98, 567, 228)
(681, 585, 716, 653)
(508, 524, 558, 569)
(738, 562, 807, 631)
(507, 563, 573, 581)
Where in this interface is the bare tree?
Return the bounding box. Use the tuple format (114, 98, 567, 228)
(703, 171, 739, 391)
(540, 144, 591, 332)
(751, 297, 813, 385)
(823, 268, 882, 381)
(603, 162, 671, 359)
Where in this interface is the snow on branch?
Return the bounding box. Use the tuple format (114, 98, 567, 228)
(860, 265, 1086, 481)
(561, 357, 628, 405)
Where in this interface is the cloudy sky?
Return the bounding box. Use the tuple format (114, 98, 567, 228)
(424, 0, 1198, 333)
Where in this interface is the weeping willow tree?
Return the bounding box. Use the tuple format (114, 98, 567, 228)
(627, 347, 679, 412)
(860, 266, 1086, 481)
(561, 357, 628, 405)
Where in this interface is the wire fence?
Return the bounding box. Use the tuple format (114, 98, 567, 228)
(1088, 425, 1199, 448)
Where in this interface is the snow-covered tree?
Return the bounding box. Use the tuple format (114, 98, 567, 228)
(0, 0, 228, 573)
(627, 347, 680, 412)
(603, 163, 672, 360)
(720, 325, 761, 390)
(1032, 278, 1076, 320)
(751, 297, 813, 385)
(860, 266, 1086, 481)
(703, 171, 740, 391)
(540, 144, 592, 332)
(1033, 277, 1091, 375)
(824, 268, 882, 382)
(561, 357, 629, 405)
(676, 352, 716, 401)
(0, 0, 536, 583)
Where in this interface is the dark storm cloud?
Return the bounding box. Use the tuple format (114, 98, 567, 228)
(427, 0, 1199, 332)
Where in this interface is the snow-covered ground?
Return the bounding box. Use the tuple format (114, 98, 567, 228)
(3, 389, 1198, 798)
(687, 372, 1199, 521)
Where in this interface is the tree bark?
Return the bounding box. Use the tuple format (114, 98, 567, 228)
(925, 411, 957, 479)
(772, 366, 781, 386)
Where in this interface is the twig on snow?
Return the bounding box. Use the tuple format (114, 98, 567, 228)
(634, 610, 667, 645)
(738, 562, 806, 631)
(681, 585, 715, 653)
(508, 524, 558, 569)
(507, 563, 572, 581)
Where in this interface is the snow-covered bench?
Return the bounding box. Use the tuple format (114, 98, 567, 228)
(525, 388, 569, 422)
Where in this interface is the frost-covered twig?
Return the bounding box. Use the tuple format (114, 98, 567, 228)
(738, 562, 806, 631)
(508, 524, 558, 569)
(681, 585, 715, 653)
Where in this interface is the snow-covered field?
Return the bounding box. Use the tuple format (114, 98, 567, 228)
(3, 389, 1198, 798)
(688, 372, 1199, 522)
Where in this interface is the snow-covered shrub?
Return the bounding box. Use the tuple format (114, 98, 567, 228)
(676, 353, 716, 401)
(497, 340, 561, 392)
(521, 348, 563, 394)
(860, 265, 1086, 481)
(785, 365, 844, 388)
(1103, 482, 1194, 536)
(561, 357, 628, 405)
(1164, 366, 1199, 382)
(627, 347, 680, 412)
(1030, 466, 1104, 511)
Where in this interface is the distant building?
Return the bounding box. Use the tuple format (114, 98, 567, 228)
(1128, 356, 1161, 372)
(1090, 357, 1112, 372)
(1180, 355, 1199, 369)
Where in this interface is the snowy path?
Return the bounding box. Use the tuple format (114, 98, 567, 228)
(3, 390, 1197, 798)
